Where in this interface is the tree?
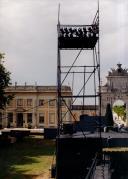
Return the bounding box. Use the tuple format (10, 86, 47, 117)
(113, 105, 126, 121)
(105, 103, 114, 126)
(0, 53, 13, 109)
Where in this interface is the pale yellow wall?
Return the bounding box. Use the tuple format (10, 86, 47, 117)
(72, 109, 98, 122)
(1, 86, 72, 128)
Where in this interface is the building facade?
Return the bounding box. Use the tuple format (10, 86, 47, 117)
(0, 85, 72, 128)
(101, 64, 128, 116)
(71, 105, 99, 121)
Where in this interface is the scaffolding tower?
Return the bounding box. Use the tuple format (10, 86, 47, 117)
(57, 8, 100, 135)
(56, 4, 101, 179)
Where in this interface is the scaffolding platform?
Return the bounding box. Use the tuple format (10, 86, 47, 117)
(58, 25, 99, 49)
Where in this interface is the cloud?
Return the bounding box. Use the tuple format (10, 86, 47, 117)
(0, 0, 127, 90)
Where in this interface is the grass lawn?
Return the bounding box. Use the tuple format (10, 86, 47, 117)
(0, 136, 55, 179)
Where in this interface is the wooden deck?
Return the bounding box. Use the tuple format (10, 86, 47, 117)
(103, 147, 128, 152)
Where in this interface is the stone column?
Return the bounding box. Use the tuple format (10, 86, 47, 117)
(32, 113, 37, 128)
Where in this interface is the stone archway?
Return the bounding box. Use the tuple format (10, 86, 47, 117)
(101, 64, 128, 126)
(112, 99, 126, 126)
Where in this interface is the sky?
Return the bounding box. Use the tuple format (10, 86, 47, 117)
(0, 0, 128, 87)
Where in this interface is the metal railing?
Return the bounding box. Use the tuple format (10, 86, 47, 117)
(85, 153, 98, 179)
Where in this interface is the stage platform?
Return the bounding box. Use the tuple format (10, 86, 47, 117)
(56, 131, 128, 179)
(59, 131, 128, 148)
(59, 131, 128, 138)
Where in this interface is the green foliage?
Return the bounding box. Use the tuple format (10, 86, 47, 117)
(113, 105, 126, 120)
(105, 103, 114, 126)
(0, 53, 13, 109)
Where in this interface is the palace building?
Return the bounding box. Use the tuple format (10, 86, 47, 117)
(0, 85, 72, 128)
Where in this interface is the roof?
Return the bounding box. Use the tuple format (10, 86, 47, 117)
(108, 64, 128, 77)
(5, 85, 72, 93)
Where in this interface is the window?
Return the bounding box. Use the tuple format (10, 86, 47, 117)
(27, 99, 32, 106)
(49, 113, 55, 124)
(27, 113, 32, 123)
(49, 99, 55, 107)
(8, 113, 13, 123)
(17, 99, 23, 106)
(39, 99, 44, 106)
(39, 113, 45, 123)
